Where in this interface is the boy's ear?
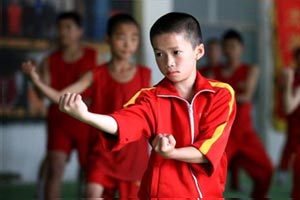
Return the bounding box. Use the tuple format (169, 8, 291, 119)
(195, 43, 205, 60)
(240, 43, 245, 51)
(78, 27, 84, 37)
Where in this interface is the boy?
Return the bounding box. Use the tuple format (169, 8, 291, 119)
(23, 14, 151, 198)
(213, 29, 274, 197)
(200, 38, 222, 78)
(29, 11, 98, 200)
(58, 12, 236, 198)
(280, 47, 300, 198)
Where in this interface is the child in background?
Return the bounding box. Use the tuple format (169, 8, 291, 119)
(84, 14, 151, 198)
(280, 47, 300, 199)
(213, 29, 274, 198)
(58, 12, 236, 198)
(23, 13, 151, 198)
(200, 38, 222, 78)
(26, 11, 99, 200)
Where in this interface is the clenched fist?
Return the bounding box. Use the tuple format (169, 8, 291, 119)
(21, 61, 40, 81)
(152, 134, 177, 159)
(59, 93, 88, 121)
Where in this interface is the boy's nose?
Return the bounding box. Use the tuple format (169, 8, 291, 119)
(166, 55, 175, 68)
(124, 41, 128, 47)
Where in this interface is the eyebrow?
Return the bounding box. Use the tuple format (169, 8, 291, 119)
(153, 46, 180, 51)
(114, 33, 139, 38)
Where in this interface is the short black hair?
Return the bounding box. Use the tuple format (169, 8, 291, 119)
(150, 12, 202, 48)
(294, 47, 300, 62)
(56, 11, 82, 27)
(107, 13, 139, 36)
(222, 29, 244, 44)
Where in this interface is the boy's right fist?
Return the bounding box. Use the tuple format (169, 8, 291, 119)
(59, 93, 88, 121)
(21, 61, 40, 81)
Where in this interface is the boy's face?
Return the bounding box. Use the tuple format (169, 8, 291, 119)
(207, 43, 222, 64)
(223, 39, 243, 62)
(57, 19, 82, 47)
(107, 23, 139, 60)
(152, 32, 204, 83)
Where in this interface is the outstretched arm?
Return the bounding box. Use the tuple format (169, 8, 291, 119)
(59, 93, 118, 135)
(236, 65, 259, 103)
(22, 61, 93, 103)
(152, 134, 208, 163)
(283, 68, 300, 114)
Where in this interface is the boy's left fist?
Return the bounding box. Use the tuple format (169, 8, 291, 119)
(59, 93, 88, 121)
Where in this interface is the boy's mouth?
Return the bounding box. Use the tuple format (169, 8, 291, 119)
(167, 71, 179, 76)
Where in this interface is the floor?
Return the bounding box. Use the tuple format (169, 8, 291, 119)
(0, 171, 293, 199)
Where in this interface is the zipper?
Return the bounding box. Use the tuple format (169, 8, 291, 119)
(157, 91, 213, 199)
(187, 102, 203, 199)
(188, 104, 195, 143)
(190, 166, 203, 199)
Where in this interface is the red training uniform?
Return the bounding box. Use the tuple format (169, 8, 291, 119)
(279, 69, 300, 198)
(214, 64, 274, 197)
(47, 47, 97, 168)
(199, 63, 221, 79)
(87, 64, 151, 198)
(101, 71, 236, 199)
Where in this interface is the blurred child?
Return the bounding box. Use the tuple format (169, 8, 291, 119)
(200, 38, 222, 78)
(58, 12, 236, 198)
(84, 14, 151, 198)
(23, 13, 151, 198)
(213, 29, 274, 198)
(23, 11, 98, 200)
(280, 47, 300, 199)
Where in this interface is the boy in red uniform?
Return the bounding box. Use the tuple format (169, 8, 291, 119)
(58, 12, 236, 198)
(24, 12, 98, 200)
(23, 14, 151, 198)
(213, 29, 274, 197)
(200, 38, 222, 78)
(280, 47, 300, 199)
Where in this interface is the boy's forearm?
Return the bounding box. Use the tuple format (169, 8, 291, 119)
(284, 85, 300, 114)
(168, 146, 208, 164)
(81, 112, 119, 135)
(32, 78, 61, 103)
(59, 93, 119, 135)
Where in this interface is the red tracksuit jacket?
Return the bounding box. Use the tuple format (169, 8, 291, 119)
(103, 71, 236, 199)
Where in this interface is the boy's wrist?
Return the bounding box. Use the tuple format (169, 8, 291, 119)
(80, 110, 94, 124)
(164, 148, 178, 160)
(30, 75, 40, 84)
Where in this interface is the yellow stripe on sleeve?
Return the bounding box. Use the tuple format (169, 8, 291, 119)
(199, 81, 235, 155)
(123, 87, 156, 108)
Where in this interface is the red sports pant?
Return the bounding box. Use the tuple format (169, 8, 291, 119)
(292, 147, 300, 199)
(226, 128, 274, 198)
(87, 170, 140, 199)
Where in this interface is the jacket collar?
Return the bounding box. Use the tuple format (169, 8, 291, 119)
(155, 71, 215, 97)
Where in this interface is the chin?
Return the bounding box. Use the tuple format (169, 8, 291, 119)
(61, 41, 72, 47)
(166, 76, 183, 83)
(118, 54, 132, 60)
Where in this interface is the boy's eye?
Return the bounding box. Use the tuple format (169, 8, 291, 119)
(155, 52, 163, 57)
(174, 50, 181, 55)
(131, 37, 138, 42)
(116, 35, 126, 40)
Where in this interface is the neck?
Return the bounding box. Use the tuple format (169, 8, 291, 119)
(174, 70, 197, 102)
(62, 43, 81, 54)
(109, 58, 132, 72)
(226, 59, 241, 69)
(208, 60, 219, 67)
